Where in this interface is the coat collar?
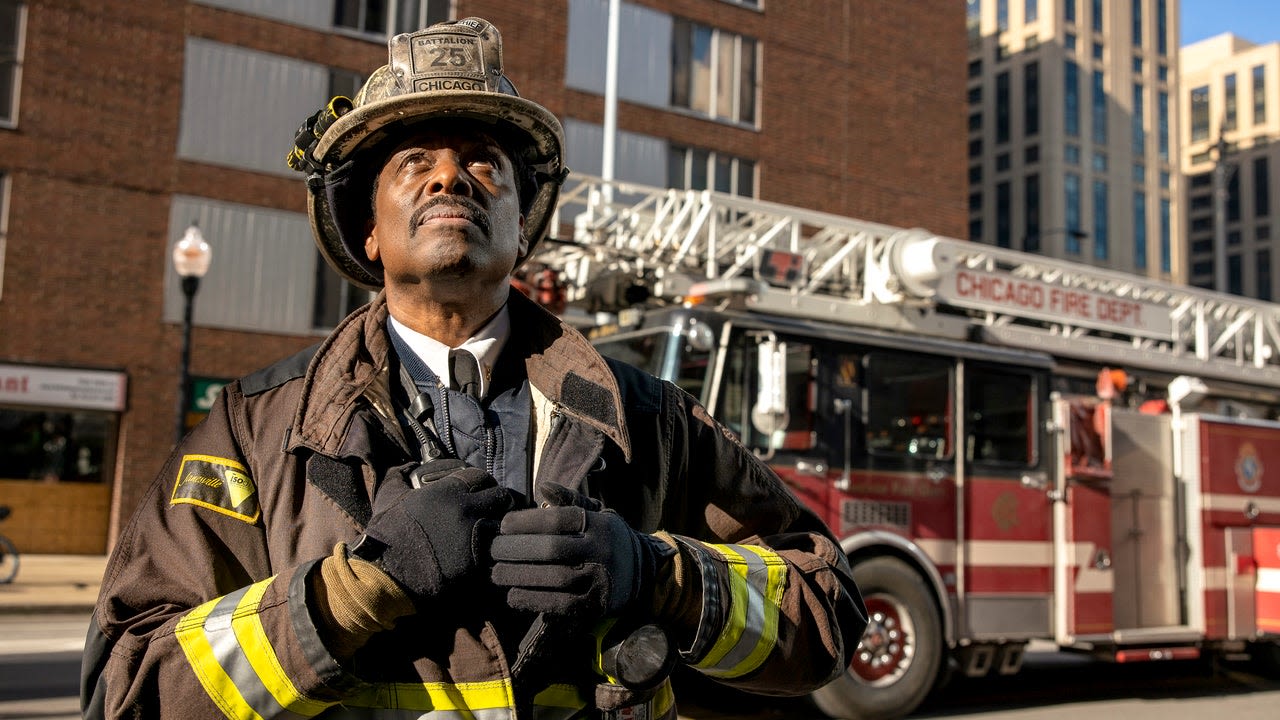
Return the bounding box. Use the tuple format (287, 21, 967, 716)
(289, 289, 632, 462)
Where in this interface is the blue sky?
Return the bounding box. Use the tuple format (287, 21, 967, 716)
(1181, 0, 1280, 46)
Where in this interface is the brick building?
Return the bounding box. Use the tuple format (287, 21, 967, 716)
(0, 0, 966, 553)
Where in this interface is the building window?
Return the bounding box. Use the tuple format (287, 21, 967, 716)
(1065, 0, 1077, 24)
(1065, 60, 1080, 137)
(1156, 0, 1168, 56)
(996, 153, 1011, 171)
(1065, 173, 1082, 253)
(1259, 249, 1272, 301)
(998, 0, 1009, 32)
(1228, 254, 1243, 295)
(1257, 156, 1271, 217)
(1065, 31, 1077, 52)
(0, 406, 116, 483)
(1132, 0, 1143, 46)
(997, 181, 1012, 248)
(1093, 180, 1108, 260)
(1133, 56, 1143, 74)
(1092, 151, 1107, 172)
(1229, 170, 1241, 222)
(970, 218, 984, 242)
(1090, 0, 1103, 32)
(671, 18, 758, 125)
(1132, 83, 1145, 155)
(668, 145, 755, 197)
(1157, 62, 1168, 82)
(1160, 197, 1171, 272)
(969, 111, 983, 132)
(1133, 163, 1145, 182)
(1026, 0, 1039, 23)
(996, 71, 1011, 144)
(969, 86, 982, 104)
(313, 261, 372, 329)
(1025, 173, 1041, 251)
(970, 191, 983, 212)
(970, 164, 983, 184)
(968, 0, 981, 47)
(1092, 70, 1106, 143)
(0, 1, 24, 126)
(1025, 61, 1040, 136)
(1255, 64, 1267, 124)
(1189, 85, 1210, 142)
(1065, 144, 1081, 164)
(969, 138, 983, 158)
(1025, 144, 1040, 163)
(333, 0, 452, 36)
(1225, 73, 1238, 131)
(1134, 191, 1147, 270)
(1092, 43, 1104, 60)
(1158, 90, 1169, 160)
(969, 59, 982, 78)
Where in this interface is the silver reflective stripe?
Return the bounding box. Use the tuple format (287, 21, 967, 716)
(201, 586, 310, 720)
(709, 547, 769, 673)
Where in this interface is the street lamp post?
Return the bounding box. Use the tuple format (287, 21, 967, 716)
(172, 223, 212, 443)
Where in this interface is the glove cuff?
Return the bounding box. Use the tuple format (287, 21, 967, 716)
(309, 543, 416, 661)
(647, 532, 702, 649)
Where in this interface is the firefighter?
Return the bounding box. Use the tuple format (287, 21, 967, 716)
(81, 17, 866, 720)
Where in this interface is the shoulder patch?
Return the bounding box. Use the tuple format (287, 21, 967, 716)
(240, 343, 321, 396)
(170, 454, 260, 524)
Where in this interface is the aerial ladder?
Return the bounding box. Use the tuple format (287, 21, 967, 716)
(532, 174, 1280, 390)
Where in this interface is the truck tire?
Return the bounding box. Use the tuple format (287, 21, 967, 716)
(811, 556, 943, 720)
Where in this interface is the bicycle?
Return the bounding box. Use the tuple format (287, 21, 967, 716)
(0, 505, 18, 584)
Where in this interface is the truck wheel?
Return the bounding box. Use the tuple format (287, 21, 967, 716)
(811, 556, 943, 720)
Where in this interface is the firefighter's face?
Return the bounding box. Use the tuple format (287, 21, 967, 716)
(364, 121, 527, 295)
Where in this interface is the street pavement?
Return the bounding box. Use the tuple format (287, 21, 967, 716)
(0, 554, 106, 615)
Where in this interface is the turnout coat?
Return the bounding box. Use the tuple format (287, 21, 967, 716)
(82, 290, 865, 719)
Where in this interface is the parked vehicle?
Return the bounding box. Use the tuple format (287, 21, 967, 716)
(528, 175, 1280, 719)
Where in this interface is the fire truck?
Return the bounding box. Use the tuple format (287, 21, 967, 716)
(522, 175, 1280, 719)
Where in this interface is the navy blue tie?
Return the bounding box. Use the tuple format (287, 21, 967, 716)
(449, 349, 482, 400)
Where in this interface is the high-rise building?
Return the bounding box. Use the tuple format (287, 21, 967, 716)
(966, 0, 1181, 280)
(0, 0, 967, 552)
(1180, 33, 1280, 298)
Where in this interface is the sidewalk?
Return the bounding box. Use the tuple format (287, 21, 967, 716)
(0, 554, 106, 614)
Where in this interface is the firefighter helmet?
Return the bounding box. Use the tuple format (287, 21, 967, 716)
(304, 17, 567, 289)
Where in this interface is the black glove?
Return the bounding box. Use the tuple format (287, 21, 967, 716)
(490, 482, 673, 622)
(355, 461, 515, 604)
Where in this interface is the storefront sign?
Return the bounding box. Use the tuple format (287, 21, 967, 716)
(0, 363, 127, 411)
(190, 377, 231, 413)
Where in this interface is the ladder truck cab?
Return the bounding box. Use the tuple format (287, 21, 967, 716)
(525, 175, 1280, 720)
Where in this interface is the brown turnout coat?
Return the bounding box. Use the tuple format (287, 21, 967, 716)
(82, 291, 865, 719)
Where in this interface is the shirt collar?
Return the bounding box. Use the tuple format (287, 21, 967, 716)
(387, 305, 510, 399)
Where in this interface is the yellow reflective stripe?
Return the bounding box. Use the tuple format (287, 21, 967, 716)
(533, 683, 586, 720)
(344, 680, 516, 711)
(176, 594, 263, 720)
(692, 543, 788, 679)
(651, 678, 676, 717)
(230, 579, 332, 717)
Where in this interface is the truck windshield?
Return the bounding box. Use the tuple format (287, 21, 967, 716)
(593, 328, 711, 401)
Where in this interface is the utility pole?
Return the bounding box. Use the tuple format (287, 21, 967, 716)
(602, 0, 619, 205)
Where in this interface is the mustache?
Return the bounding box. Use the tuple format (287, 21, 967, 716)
(408, 196, 490, 238)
